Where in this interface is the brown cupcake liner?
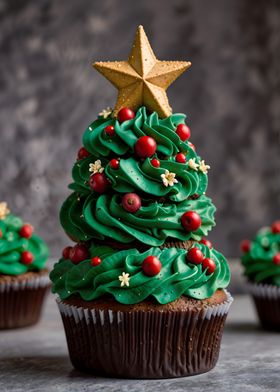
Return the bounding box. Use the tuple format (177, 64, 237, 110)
(247, 282, 280, 331)
(0, 273, 51, 329)
(57, 290, 233, 378)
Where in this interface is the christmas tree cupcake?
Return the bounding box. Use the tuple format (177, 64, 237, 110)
(0, 202, 50, 329)
(50, 26, 232, 378)
(241, 221, 280, 331)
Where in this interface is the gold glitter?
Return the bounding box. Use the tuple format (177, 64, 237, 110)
(93, 25, 191, 118)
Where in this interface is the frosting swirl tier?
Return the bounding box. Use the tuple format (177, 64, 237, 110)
(61, 193, 216, 246)
(0, 213, 49, 275)
(61, 106, 215, 245)
(241, 227, 280, 286)
(50, 243, 230, 304)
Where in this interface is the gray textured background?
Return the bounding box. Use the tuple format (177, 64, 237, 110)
(0, 0, 279, 258)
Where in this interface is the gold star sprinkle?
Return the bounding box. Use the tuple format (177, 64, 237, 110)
(89, 160, 104, 174)
(93, 25, 191, 118)
(199, 160, 210, 174)
(187, 159, 199, 171)
(119, 272, 130, 287)
(99, 107, 113, 119)
(0, 202, 10, 220)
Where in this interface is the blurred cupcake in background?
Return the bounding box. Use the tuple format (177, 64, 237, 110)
(0, 201, 50, 329)
(241, 220, 280, 331)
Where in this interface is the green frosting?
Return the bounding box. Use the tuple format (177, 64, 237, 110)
(50, 243, 230, 304)
(241, 227, 280, 286)
(0, 213, 49, 275)
(61, 107, 215, 245)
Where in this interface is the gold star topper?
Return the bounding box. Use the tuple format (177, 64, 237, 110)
(93, 25, 191, 118)
(0, 202, 10, 220)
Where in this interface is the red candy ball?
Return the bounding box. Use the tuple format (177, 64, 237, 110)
(69, 244, 89, 264)
(21, 251, 34, 265)
(62, 246, 72, 259)
(175, 153, 186, 163)
(273, 253, 280, 265)
(176, 124, 191, 141)
(117, 108, 135, 123)
(77, 147, 90, 160)
(89, 173, 110, 193)
(135, 136, 157, 158)
(19, 224, 33, 239)
(151, 158, 160, 168)
(122, 193, 141, 213)
(271, 221, 280, 234)
(91, 256, 102, 266)
(104, 125, 115, 137)
(109, 159, 120, 170)
(186, 247, 204, 264)
(199, 238, 213, 248)
(142, 255, 162, 276)
(202, 258, 216, 274)
(181, 211, 202, 232)
(240, 239, 251, 253)
(188, 142, 196, 151)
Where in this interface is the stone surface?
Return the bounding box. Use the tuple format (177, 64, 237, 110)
(0, 0, 279, 258)
(0, 293, 279, 391)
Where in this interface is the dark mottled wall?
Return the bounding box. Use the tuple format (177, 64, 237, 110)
(0, 0, 279, 257)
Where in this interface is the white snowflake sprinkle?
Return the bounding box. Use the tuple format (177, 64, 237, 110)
(99, 107, 113, 119)
(161, 170, 178, 187)
(0, 202, 10, 220)
(187, 158, 199, 171)
(89, 160, 104, 174)
(119, 272, 130, 287)
(199, 160, 210, 174)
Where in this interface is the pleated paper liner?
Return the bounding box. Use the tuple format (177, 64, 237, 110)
(57, 290, 233, 378)
(247, 282, 280, 331)
(0, 269, 51, 329)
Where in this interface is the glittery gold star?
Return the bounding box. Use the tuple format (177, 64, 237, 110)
(0, 202, 10, 220)
(93, 25, 191, 118)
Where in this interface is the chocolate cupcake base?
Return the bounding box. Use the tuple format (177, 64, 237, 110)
(57, 290, 233, 378)
(248, 283, 280, 331)
(0, 269, 51, 329)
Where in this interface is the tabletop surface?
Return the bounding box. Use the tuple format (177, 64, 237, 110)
(0, 293, 279, 392)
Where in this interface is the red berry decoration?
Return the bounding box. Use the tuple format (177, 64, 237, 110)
(109, 159, 120, 170)
(181, 211, 201, 232)
(69, 244, 89, 264)
(62, 246, 72, 259)
(273, 253, 280, 265)
(89, 172, 110, 193)
(199, 238, 213, 248)
(21, 251, 34, 265)
(77, 147, 90, 160)
(122, 193, 141, 213)
(175, 153, 186, 163)
(188, 142, 196, 151)
(240, 240, 251, 253)
(186, 247, 204, 265)
(142, 255, 162, 276)
(117, 108, 135, 123)
(91, 256, 102, 266)
(202, 258, 216, 275)
(19, 224, 33, 239)
(176, 124, 191, 141)
(0, 230, 2, 239)
(271, 221, 280, 234)
(135, 136, 157, 158)
(151, 158, 160, 168)
(104, 125, 115, 137)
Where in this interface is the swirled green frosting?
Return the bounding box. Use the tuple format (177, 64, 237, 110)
(241, 227, 280, 285)
(61, 107, 215, 245)
(50, 243, 230, 304)
(0, 213, 49, 275)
